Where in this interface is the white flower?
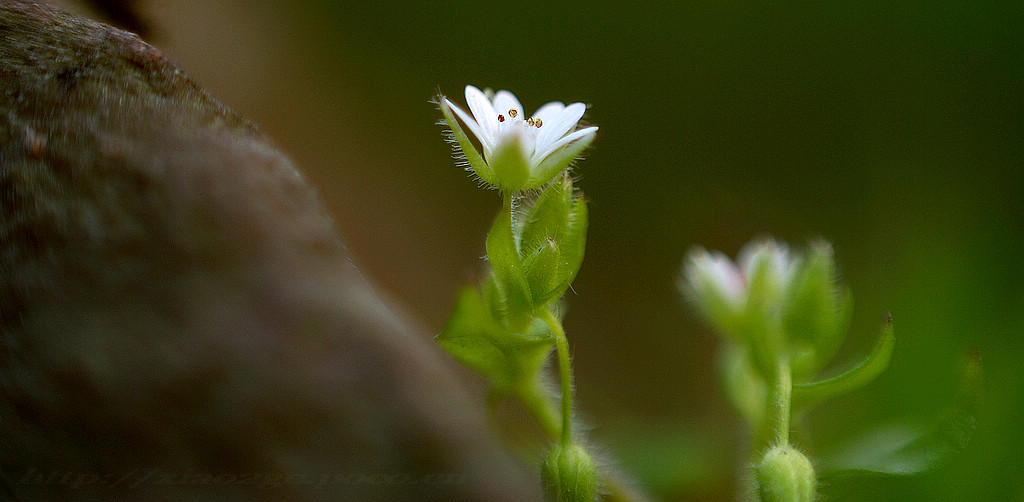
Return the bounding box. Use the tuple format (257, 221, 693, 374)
(682, 238, 798, 341)
(440, 85, 598, 192)
(686, 249, 747, 308)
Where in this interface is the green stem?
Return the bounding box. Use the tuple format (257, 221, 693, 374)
(540, 308, 573, 446)
(773, 359, 792, 446)
(752, 358, 793, 456)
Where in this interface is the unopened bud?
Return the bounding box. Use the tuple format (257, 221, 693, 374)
(541, 443, 598, 502)
(756, 445, 816, 502)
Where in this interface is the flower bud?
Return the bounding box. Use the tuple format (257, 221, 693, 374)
(682, 248, 748, 341)
(739, 239, 796, 310)
(541, 443, 598, 502)
(756, 445, 816, 502)
(518, 174, 588, 307)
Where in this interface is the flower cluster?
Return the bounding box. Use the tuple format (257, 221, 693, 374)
(683, 239, 878, 383)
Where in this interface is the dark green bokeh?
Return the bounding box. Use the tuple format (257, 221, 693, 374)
(153, 1, 1022, 500)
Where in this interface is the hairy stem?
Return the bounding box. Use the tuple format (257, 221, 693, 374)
(773, 359, 793, 447)
(540, 308, 573, 446)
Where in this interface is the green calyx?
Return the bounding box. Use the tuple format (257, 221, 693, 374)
(781, 242, 853, 379)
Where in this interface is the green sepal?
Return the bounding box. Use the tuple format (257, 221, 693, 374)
(524, 130, 596, 191)
(439, 97, 496, 186)
(818, 349, 982, 478)
(489, 138, 532, 193)
(486, 207, 534, 330)
(546, 192, 587, 304)
(792, 317, 895, 413)
(784, 242, 853, 379)
(743, 244, 793, 313)
(436, 285, 554, 394)
(738, 245, 790, 380)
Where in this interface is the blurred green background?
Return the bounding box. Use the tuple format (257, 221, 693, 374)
(69, 0, 1022, 500)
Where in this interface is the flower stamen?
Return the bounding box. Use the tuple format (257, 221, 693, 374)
(498, 114, 505, 123)
(508, 108, 518, 118)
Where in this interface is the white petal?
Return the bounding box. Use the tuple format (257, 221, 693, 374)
(446, 98, 489, 152)
(532, 101, 566, 125)
(707, 252, 747, 305)
(492, 90, 524, 119)
(491, 90, 523, 138)
(738, 239, 791, 277)
(465, 85, 498, 142)
(532, 126, 597, 163)
(535, 102, 587, 153)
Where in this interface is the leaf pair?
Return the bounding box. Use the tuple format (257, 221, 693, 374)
(486, 175, 588, 331)
(436, 285, 554, 396)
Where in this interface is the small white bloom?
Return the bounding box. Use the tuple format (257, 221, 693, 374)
(683, 247, 748, 342)
(686, 249, 747, 308)
(440, 85, 598, 192)
(683, 238, 799, 342)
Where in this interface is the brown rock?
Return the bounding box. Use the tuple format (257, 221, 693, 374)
(0, 2, 537, 500)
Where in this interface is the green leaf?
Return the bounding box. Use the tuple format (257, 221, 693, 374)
(436, 286, 554, 394)
(486, 207, 534, 330)
(820, 349, 981, 479)
(439, 97, 495, 186)
(819, 349, 984, 479)
(792, 317, 895, 413)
